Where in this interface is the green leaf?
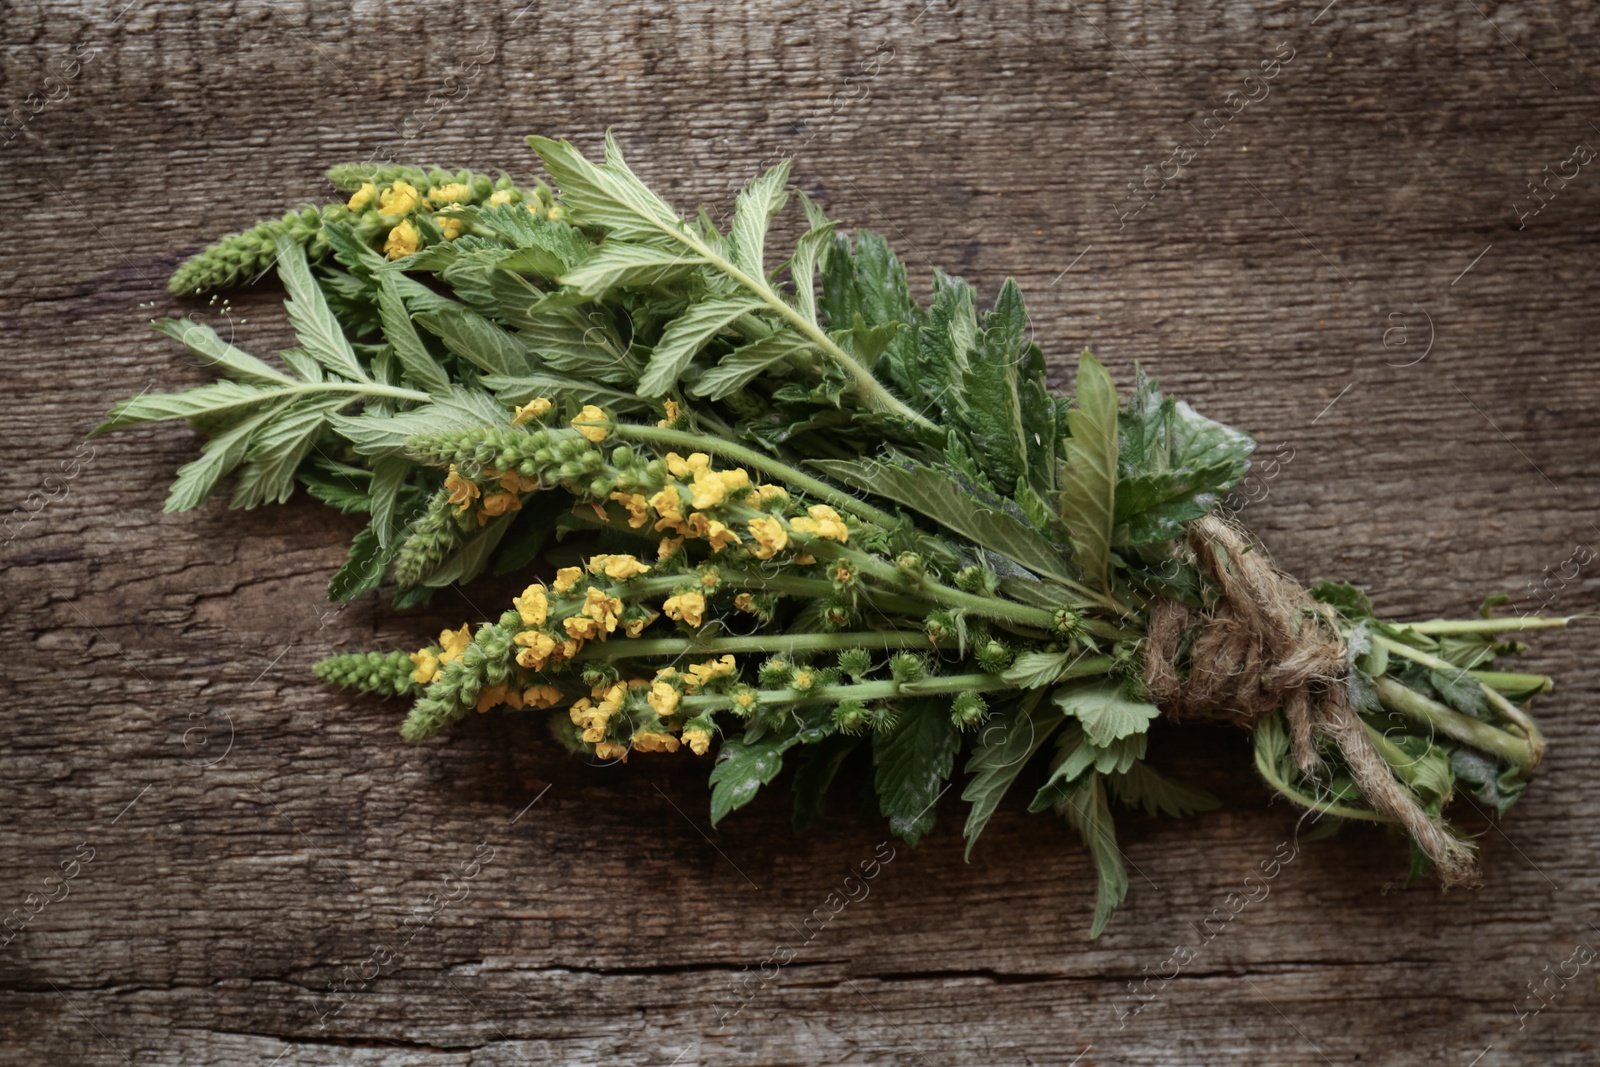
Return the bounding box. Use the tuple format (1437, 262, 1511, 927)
(94, 381, 279, 434)
(960, 695, 1063, 858)
(1030, 727, 1148, 813)
(558, 240, 705, 297)
(333, 385, 511, 457)
(482, 373, 652, 414)
(375, 274, 452, 394)
(328, 524, 397, 601)
(791, 734, 860, 833)
(1106, 762, 1221, 817)
(151, 318, 291, 386)
(529, 132, 685, 242)
(229, 396, 344, 509)
(810, 457, 1076, 583)
(1309, 580, 1374, 621)
(413, 306, 533, 377)
(1428, 667, 1491, 720)
(638, 296, 765, 396)
(1056, 773, 1128, 939)
(729, 161, 791, 278)
(1052, 680, 1160, 748)
(708, 710, 829, 826)
(273, 232, 368, 382)
(689, 334, 810, 400)
(873, 699, 962, 846)
(161, 405, 280, 512)
(818, 228, 922, 395)
(1002, 650, 1079, 689)
(957, 279, 1036, 493)
(785, 217, 836, 326)
(369, 456, 412, 548)
(300, 470, 372, 514)
(1114, 367, 1255, 544)
(1060, 352, 1119, 589)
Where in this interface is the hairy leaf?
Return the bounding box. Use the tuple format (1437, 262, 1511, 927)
(873, 699, 962, 846)
(1060, 352, 1119, 589)
(961, 695, 1062, 858)
(638, 296, 764, 396)
(1052, 680, 1159, 747)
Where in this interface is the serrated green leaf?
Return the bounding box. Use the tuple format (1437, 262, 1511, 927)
(1060, 352, 1119, 589)
(1310, 580, 1374, 620)
(1114, 367, 1255, 545)
(333, 385, 511, 457)
(529, 132, 685, 242)
(300, 471, 372, 514)
(689, 334, 810, 400)
(873, 699, 962, 846)
(369, 456, 412, 548)
(957, 279, 1033, 493)
(273, 232, 368, 382)
(1427, 667, 1491, 720)
(708, 710, 829, 826)
(729, 161, 791, 279)
(1056, 773, 1128, 938)
(328, 524, 397, 601)
(786, 217, 836, 326)
(792, 734, 859, 833)
(482, 373, 652, 414)
(558, 241, 705, 297)
(94, 381, 280, 434)
(1002, 650, 1079, 689)
(1106, 762, 1221, 817)
(810, 457, 1075, 583)
(638, 296, 764, 396)
(961, 695, 1063, 859)
(151, 318, 291, 386)
(1052, 680, 1159, 747)
(413, 306, 533, 377)
(1030, 727, 1148, 813)
(161, 405, 280, 512)
(229, 397, 344, 509)
(375, 274, 451, 394)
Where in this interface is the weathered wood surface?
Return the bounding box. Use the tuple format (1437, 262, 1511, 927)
(3, 0, 1599, 1063)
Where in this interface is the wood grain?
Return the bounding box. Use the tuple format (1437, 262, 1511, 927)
(3, 0, 1599, 1063)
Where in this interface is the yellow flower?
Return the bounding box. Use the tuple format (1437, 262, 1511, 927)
(622, 610, 658, 638)
(594, 741, 629, 761)
(587, 554, 651, 580)
(732, 687, 759, 713)
(698, 567, 720, 591)
(704, 519, 740, 552)
(384, 219, 421, 260)
(346, 182, 377, 211)
(665, 452, 712, 479)
(580, 586, 624, 634)
(610, 491, 650, 528)
(497, 470, 539, 493)
(524, 684, 564, 709)
(658, 399, 681, 427)
(647, 679, 681, 716)
(564, 614, 599, 640)
(552, 566, 584, 594)
(409, 647, 439, 685)
(792, 669, 815, 691)
(789, 504, 850, 543)
(513, 397, 553, 426)
(477, 490, 521, 525)
(632, 731, 681, 754)
(429, 182, 472, 205)
(571, 404, 609, 443)
(437, 216, 465, 241)
(444, 466, 480, 512)
(438, 625, 472, 664)
(663, 591, 707, 627)
(475, 684, 523, 714)
(514, 630, 559, 670)
(597, 682, 627, 718)
(488, 189, 516, 207)
(547, 203, 567, 221)
(378, 180, 421, 216)
(657, 536, 684, 559)
(734, 592, 757, 614)
(688, 655, 737, 689)
(650, 487, 686, 534)
(748, 483, 790, 507)
(682, 727, 712, 756)
(746, 516, 788, 559)
(513, 585, 549, 626)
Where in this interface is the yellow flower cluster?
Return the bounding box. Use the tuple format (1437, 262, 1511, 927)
(443, 464, 539, 527)
(408, 624, 472, 685)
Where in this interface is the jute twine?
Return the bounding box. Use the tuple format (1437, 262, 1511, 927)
(1141, 516, 1479, 887)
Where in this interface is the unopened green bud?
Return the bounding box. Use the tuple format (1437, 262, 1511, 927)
(889, 652, 924, 683)
(951, 691, 989, 729)
(837, 647, 873, 681)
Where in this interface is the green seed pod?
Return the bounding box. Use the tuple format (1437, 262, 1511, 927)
(832, 700, 870, 734)
(889, 652, 924, 683)
(837, 647, 873, 681)
(951, 691, 989, 729)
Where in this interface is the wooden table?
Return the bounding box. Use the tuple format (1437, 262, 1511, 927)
(3, 1, 1597, 1063)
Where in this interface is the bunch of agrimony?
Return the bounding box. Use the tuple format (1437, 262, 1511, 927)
(100, 135, 1571, 935)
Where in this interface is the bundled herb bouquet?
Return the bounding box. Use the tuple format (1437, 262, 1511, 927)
(100, 135, 1569, 934)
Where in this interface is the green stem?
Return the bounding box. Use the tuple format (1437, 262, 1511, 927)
(1372, 675, 1539, 773)
(681, 671, 1014, 711)
(1369, 632, 1545, 757)
(575, 630, 944, 662)
(1468, 670, 1553, 697)
(1405, 616, 1573, 635)
(612, 423, 902, 529)
(1251, 728, 1395, 824)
